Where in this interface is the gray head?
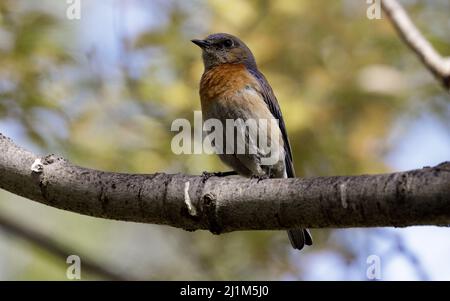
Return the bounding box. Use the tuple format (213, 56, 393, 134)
(191, 33, 257, 70)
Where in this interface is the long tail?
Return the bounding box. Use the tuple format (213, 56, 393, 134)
(287, 228, 313, 250)
(284, 155, 313, 251)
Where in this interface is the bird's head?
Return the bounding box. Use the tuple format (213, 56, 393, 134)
(191, 33, 257, 70)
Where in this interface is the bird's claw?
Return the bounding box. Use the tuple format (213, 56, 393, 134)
(201, 171, 214, 183)
(251, 174, 270, 183)
(201, 171, 237, 183)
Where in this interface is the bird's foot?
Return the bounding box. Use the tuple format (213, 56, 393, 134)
(201, 171, 238, 183)
(251, 174, 270, 183)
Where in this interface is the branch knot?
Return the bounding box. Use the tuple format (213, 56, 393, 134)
(202, 192, 222, 234)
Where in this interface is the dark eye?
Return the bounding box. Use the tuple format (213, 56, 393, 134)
(223, 39, 233, 48)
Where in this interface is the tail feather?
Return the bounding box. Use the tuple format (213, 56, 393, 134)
(287, 229, 304, 250)
(287, 228, 313, 250)
(304, 228, 313, 246)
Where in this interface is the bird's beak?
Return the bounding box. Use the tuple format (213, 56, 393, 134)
(191, 39, 210, 49)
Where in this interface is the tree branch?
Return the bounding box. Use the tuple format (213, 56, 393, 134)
(1, 132, 450, 232)
(0, 212, 130, 280)
(381, 0, 450, 90)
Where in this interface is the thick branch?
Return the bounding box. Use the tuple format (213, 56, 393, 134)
(382, 0, 450, 90)
(1, 132, 450, 232)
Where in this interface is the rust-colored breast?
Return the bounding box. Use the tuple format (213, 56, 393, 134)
(199, 64, 258, 110)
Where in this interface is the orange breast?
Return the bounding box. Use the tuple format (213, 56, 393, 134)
(200, 64, 258, 110)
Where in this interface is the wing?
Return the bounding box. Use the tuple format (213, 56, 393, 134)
(248, 68, 295, 178)
(248, 68, 313, 250)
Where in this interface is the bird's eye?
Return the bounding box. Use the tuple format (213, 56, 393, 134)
(222, 39, 233, 48)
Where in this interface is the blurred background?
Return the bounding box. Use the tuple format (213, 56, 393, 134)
(0, 0, 449, 280)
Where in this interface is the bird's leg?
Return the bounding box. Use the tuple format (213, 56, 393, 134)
(201, 171, 238, 183)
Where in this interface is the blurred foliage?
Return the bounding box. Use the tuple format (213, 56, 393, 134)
(0, 0, 449, 280)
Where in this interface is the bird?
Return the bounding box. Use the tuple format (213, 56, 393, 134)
(192, 33, 312, 251)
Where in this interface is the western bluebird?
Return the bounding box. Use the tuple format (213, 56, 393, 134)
(192, 33, 312, 251)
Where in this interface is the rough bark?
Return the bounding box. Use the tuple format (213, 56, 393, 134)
(1, 132, 449, 233)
